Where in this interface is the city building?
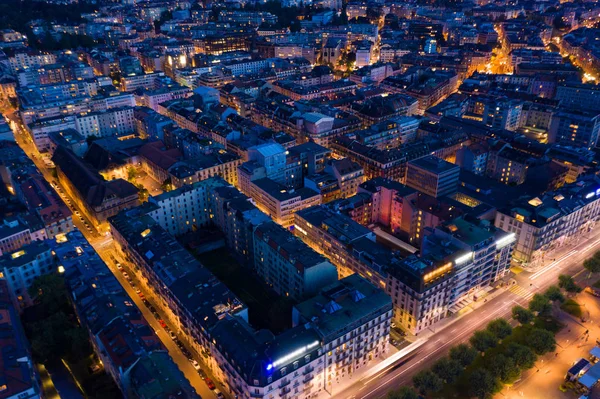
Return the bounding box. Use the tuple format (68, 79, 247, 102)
(0, 240, 54, 308)
(248, 178, 321, 228)
(405, 156, 460, 198)
(495, 176, 600, 265)
(253, 221, 338, 300)
(52, 146, 139, 225)
(0, 279, 40, 399)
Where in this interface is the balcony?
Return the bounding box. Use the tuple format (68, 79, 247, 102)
(303, 383, 314, 391)
(303, 373, 315, 383)
(279, 380, 291, 389)
(280, 387, 291, 395)
(303, 366, 314, 375)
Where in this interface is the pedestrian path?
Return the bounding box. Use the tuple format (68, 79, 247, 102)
(508, 284, 532, 299)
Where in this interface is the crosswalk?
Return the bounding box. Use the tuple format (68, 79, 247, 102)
(508, 285, 532, 299)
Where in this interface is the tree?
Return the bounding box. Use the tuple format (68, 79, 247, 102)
(432, 357, 462, 384)
(468, 369, 501, 399)
(486, 318, 512, 340)
(161, 177, 173, 192)
(584, 257, 600, 274)
(386, 386, 419, 399)
(470, 330, 498, 353)
(528, 293, 552, 315)
(558, 274, 582, 293)
(487, 354, 520, 383)
(86, 134, 100, 145)
(525, 328, 556, 355)
(127, 166, 138, 181)
(505, 342, 537, 369)
(449, 344, 478, 367)
(544, 285, 565, 303)
(512, 305, 534, 324)
(412, 370, 443, 395)
(27, 274, 69, 315)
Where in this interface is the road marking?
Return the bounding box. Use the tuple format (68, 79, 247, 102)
(530, 250, 578, 280)
(508, 285, 530, 298)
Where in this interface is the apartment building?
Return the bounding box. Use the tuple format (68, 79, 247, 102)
(209, 185, 271, 265)
(9, 50, 56, 72)
(324, 158, 365, 199)
(548, 109, 600, 150)
(109, 212, 248, 361)
(0, 216, 47, 256)
(254, 221, 338, 300)
(0, 279, 40, 399)
(0, 240, 54, 308)
(210, 274, 391, 399)
(294, 205, 377, 280)
(19, 174, 73, 238)
(144, 177, 228, 236)
(75, 106, 136, 138)
(495, 176, 600, 265)
(248, 178, 321, 228)
(386, 216, 514, 335)
(405, 156, 460, 198)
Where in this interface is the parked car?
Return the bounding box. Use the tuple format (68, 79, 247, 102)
(204, 378, 216, 390)
(158, 319, 167, 328)
(122, 272, 130, 280)
(214, 389, 224, 398)
(191, 359, 200, 371)
(169, 331, 177, 340)
(116, 263, 123, 270)
(197, 369, 206, 379)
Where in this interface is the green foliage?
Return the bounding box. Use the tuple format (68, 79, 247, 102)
(544, 285, 565, 303)
(27, 274, 68, 315)
(161, 177, 173, 192)
(528, 293, 552, 315)
(558, 274, 582, 293)
(412, 369, 443, 395)
(560, 298, 583, 318)
(486, 318, 512, 340)
(487, 354, 520, 383)
(512, 305, 534, 324)
(468, 369, 501, 399)
(505, 342, 537, 369)
(584, 256, 600, 274)
(386, 386, 419, 399)
(432, 357, 462, 384)
(449, 343, 478, 367)
(525, 328, 556, 355)
(86, 135, 100, 145)
(24, 274, 91, 363)
(470, 330, 498, 353)
(0, 0, 95, 31)
(127, 166, 138, 181)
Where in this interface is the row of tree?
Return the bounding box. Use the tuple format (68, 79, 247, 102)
(387, 278, 572, 399)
